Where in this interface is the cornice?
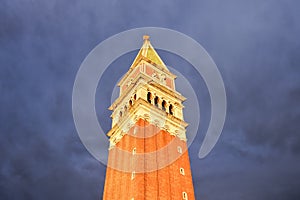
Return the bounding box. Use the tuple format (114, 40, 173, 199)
(107, 98, 188, 146)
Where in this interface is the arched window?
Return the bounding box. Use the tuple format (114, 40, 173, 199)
(131, 171, 135, 180)
(120, 111, 123, 118)
(169, 104, 173, 115)
(162, 100, 166, 111)
(147, 92, 152, 103)
(133, 127, 138, 135)
(129, 100, 133, 107)
(182, 192, 188, 200)
(134, 94, 137, 100)
(132, 147, 136, 155)
(124, 105, 127, 112)
(177, 146, 182, 154)
(180, 168, 185, 175)
(154, 96, 159, 107)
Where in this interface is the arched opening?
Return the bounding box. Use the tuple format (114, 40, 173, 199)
(177, 146, 182, 154)
(134, 94, 137, 100)
(180, 168, 185, 175)
(162, 100, 166, 111)
(154, 96, 159, 107)
(120, 111, 123, 118)
(131, 171, 135, 180)
(169, 104, 173, 115)
(182, 192, 188, 200)
(129, 100, 133, 107)
(133, 127, 138, 135)
(147, 92, 152, 103)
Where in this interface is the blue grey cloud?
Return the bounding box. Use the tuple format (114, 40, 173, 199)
(1, 0, 300, 199)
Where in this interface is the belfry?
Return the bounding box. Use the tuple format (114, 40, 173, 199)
(103, 35, 195, 200)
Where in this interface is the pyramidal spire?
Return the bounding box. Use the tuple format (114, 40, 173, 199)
(129, 35, 168, 71)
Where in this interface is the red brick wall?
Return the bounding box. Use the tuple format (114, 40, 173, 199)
(166, 77, 174, 90)
(103, 118, 195, 200)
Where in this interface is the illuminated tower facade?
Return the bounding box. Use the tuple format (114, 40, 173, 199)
(103, 35, 195, 200)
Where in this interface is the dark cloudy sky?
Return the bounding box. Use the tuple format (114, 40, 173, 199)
(1, 0, 300, 199)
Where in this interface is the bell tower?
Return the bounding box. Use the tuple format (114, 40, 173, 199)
(103, 35, 195, 200)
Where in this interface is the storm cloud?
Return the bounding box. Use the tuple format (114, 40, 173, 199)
(1, 0, 300, 199)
